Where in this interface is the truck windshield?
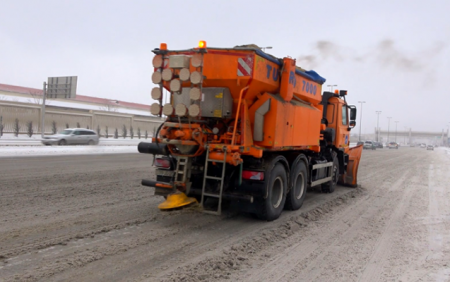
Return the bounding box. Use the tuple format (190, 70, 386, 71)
(342, 105, 348, 125)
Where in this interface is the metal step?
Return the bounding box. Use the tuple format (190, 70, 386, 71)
(205, 176, 222, 180)
(201, 146, 227, 215)
(203, 192, 220, 198)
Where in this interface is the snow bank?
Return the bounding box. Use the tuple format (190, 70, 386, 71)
(0, 133, 151, 146)
(0, 145, 139, 158)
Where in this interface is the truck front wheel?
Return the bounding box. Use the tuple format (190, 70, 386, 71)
(322, 156, 339, 193)
(259, 163, 287, 221)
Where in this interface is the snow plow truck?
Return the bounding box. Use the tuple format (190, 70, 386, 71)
(138, 41, 363, 221)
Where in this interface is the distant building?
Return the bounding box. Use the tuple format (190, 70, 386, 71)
(0, 83, 151, 115)
(0, 83, 162, 136)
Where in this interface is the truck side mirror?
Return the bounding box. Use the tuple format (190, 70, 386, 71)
(349, 106, 357, 120)
(349, 120, 356, 129)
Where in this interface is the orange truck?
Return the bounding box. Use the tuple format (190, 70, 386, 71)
(139, 41, 363, 221)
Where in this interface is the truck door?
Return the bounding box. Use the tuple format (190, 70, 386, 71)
(336, 103, 350, 148)
(326, 97, 349, 148)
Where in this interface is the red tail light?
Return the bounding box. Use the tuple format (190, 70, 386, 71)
(155, 158, 171, 169)
(242, 170, 264, 180)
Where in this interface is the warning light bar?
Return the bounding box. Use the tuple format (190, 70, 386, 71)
(198, 40, 207, 49)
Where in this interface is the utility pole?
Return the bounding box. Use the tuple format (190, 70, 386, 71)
(358, 101, 366, 141)
(447, 122, 450, 147)
(387, 117, 392, 143)
(404, 126, 408, 144)
(376, 111, 382, 142)
(40, 82, 47, 138)
(395, 121, 399, 143)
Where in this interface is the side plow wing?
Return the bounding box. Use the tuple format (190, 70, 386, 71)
(340, 145, 363, 187)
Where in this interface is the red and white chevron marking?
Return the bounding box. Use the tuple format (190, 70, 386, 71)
(237, 56, 253, 76)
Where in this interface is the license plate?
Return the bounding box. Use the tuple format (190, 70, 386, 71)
(156, 169, 174, 177)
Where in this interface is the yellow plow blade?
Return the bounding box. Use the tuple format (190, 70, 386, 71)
(340, 144, 363, 187)
(158, 191, 198, 210)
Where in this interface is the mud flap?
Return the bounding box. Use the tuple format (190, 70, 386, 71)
(339, 145, 363, 187)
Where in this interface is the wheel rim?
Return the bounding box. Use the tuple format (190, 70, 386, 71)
(271, 176, 283, 208)
(294, 173, 305, 200)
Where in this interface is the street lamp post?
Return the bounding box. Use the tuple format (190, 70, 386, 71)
(107, 100, 119, 111)
(404, 126, 408, 144)
(376, 111, 382, 142)
(447, 122, 450, 147)
(395, 121, 399, 143)
(387, 117, 392, 143)
(358, 101, 366, 141)
(327, 84, 337, 92)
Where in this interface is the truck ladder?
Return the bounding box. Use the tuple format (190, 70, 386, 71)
(174, 156, 190, 187)
(201, 146, 227, 215)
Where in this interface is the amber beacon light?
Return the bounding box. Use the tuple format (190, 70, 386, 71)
(198, 40, 207, 48)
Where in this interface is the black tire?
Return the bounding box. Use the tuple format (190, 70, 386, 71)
(322, 156, 339, 193)
(58, 139, 67, 146)
(259, 163, 287, 221)
(88, 140, 95, 145)
(285, 160, 307, 211)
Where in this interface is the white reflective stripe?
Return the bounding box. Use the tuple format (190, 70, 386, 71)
(237, 69, 244, 76)
(238, 58, 252, 74)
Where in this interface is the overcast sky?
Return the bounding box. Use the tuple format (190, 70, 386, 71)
(1, 0, 449, 133)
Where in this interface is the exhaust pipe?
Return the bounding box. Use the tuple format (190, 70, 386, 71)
(138, 142, 169, 155)
(141, 179, 173, 189)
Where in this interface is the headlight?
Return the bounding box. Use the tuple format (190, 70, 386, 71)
(152, 55, 163, 68)
(189, 87, 201, 101)
(152, 72, 162, 84)
(162, 69, 173, 81)
(170, 79, 181, 92)
(190, 71, 202, 84)
(192, 54, 203, 67)
(151, 87, 162, 100)
(175, 104, 187, 116)
(150, 103, 161, 115)
(179, 68, 190, 82)
(188, 104, 200, 117)
(162, 103, 174, 116)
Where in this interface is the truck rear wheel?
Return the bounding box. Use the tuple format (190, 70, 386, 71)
(258, 163, 287, 221)
(285, 160, 307, 210)
(322, 156, 339, 193)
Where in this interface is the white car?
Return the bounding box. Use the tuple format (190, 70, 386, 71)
(42, 128, 99, 146)
(388, 142, 399, 149)
(426, 145, 434, 150)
